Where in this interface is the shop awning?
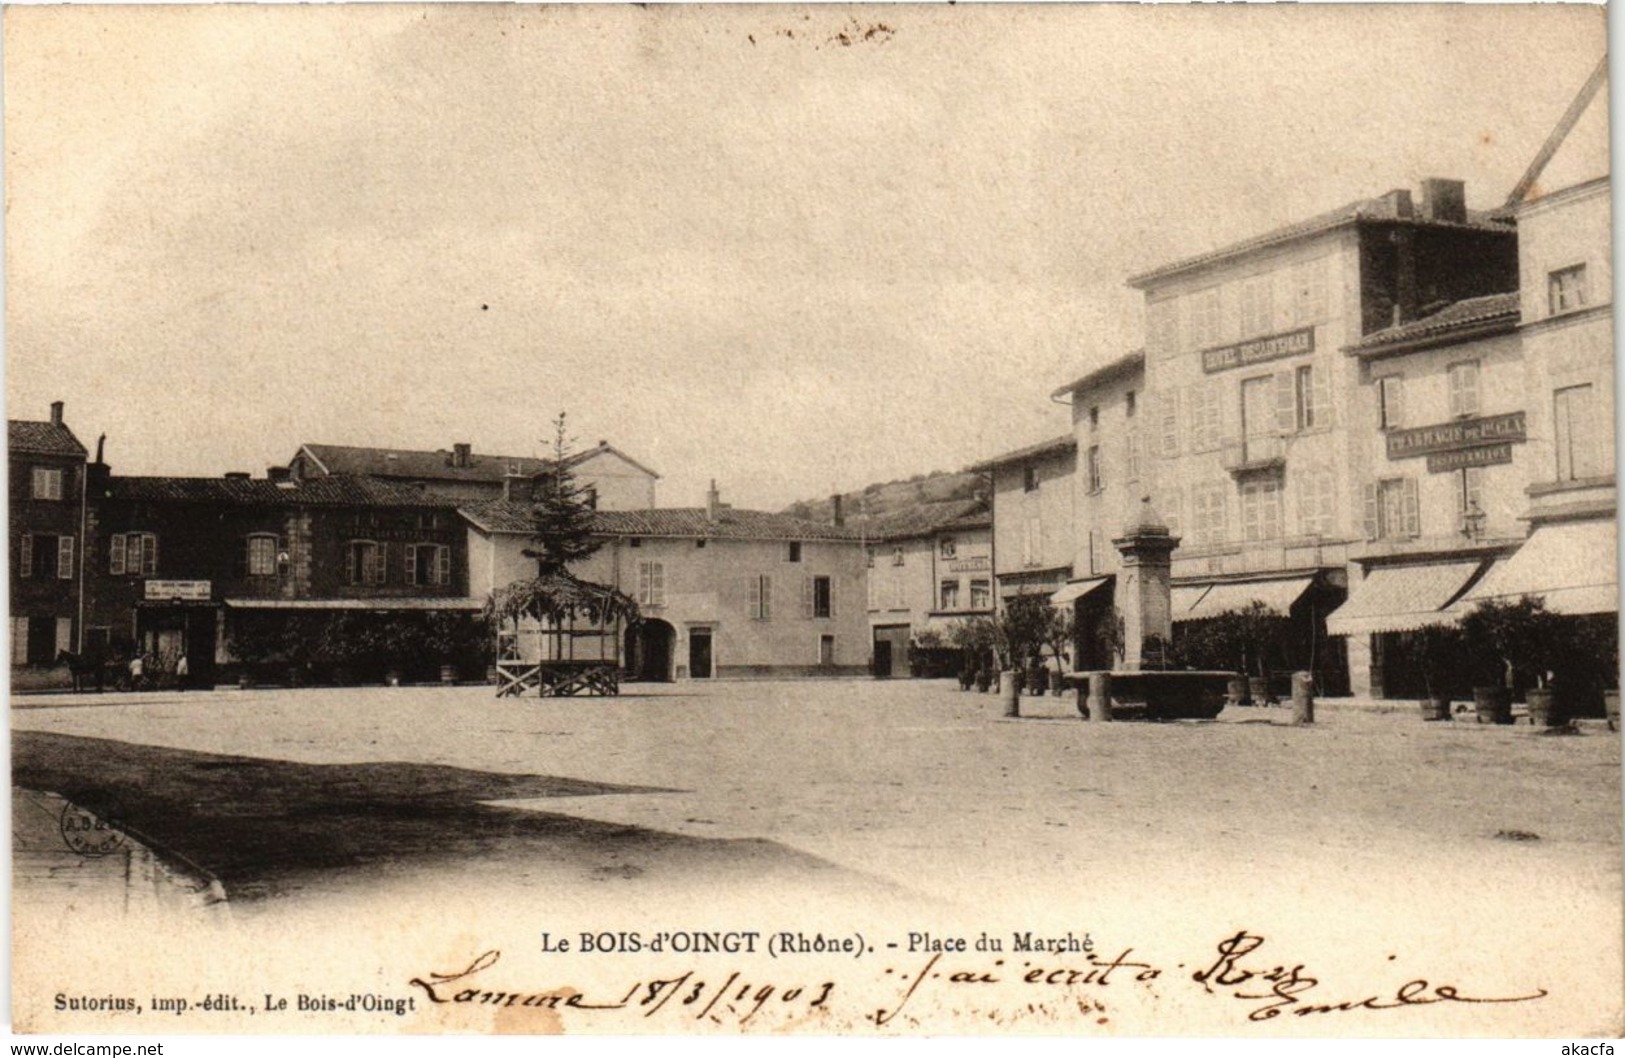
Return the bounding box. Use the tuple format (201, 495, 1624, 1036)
(1175, 577, 1314, 623)
(224, 598, 486, 612)
(1325, 559, 1485, 637)
(1050, 577, 1111, 606)
(1171, 584, 1212, 616)
(1456, 520, 1619, 616)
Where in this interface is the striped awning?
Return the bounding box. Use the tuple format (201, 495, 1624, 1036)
(1456, 520, 1618, 616)
(1050, 577, 1111, 606)
(224, 597, 485, 612)
(1325, 559, 1485, 637)
(1175, 577, 1314, 623)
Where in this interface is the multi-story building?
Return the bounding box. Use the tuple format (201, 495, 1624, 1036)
(1048, 351, 1147, 667)
(9, 401, 89, 667)
(1124, 178, 1520, 693)
(971, 435, 1077, 606)
(82, 462, 477, 685)
(462, 483, 869, 680)
(860, 498, 992, 676)
(288, 439, 660, 509)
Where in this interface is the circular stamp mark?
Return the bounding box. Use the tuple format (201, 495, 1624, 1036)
(58, 799, 129, 857)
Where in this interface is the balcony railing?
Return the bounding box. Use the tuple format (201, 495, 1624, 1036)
(1220, 434, 1287, 476)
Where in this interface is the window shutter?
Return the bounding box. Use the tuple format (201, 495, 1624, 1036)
(638, 561, 651, 604)
(374, 543, 388, 586)
(20, 534, 33, 578)
(55, 617, 73, 655)
(110, 533, 126, 576)
(1402, 478, 1421, 538)
(802, 576, 814, 619)
(826, 577, 835, 619)
(1312, 364, 1332, 427)
(1274, 371, 1296, 433)
(761, 575, 771, 619)
(235, 538, 249, 579)
(1362, 483, 1379, 540)
(405, 545, 418, 586)
(143, 534, 158, 575)
(437, 546, 451, 586)
(58, 536, 74, 580)
(13, 617, 28, 665)
(1160, 388, 1180, 457)
(651, 562, 664, 605)
(750, 575, 762, 619)
(1388, 378, 1405, 429)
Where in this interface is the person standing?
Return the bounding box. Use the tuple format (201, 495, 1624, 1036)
(175, 652, 190, 693)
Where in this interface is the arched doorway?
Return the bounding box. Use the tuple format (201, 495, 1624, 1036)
(626, 619, 676, 682)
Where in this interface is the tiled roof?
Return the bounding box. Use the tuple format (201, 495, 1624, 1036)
(462, 501, 864, 542)
(1127, 194, 1512, 289)
(855, 498, 991, 541)
(1051, 350, 1145, 401)
(299, 441, 660, 484)
(9, 420, 87, 457)
(1347, 292, 1521, 354)
(967, 434, 1076, 472)
(105, 474, 454, 508)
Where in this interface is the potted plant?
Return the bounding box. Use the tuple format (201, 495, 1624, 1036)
(1042, 607, 1076, 696)
(1461, 596, 1562, 726)
(1230, 602, 1287, 706)
(1410, 624, 1464, 721)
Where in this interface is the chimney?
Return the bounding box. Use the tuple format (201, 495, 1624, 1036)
(267, 466, 291, 483)
(452, 442, 472, 468)
(706, 479, 720, 522)
(1420, 178, 1467, 224)
(831, 494, 844, 527)
(94, 434, 106, 464)
(1381, 189, 1414, 219)
(49, 401, 63, 426)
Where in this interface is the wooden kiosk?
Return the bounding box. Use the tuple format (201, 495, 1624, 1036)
(488, 574, 640, 698)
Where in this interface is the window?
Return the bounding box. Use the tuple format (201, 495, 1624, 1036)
(1363, 478, 1421, 540)
(1239, 275, 1274, 337)
(637, 561, 666, 606)
(1125, 432, 1142, 483)
(1087, 529, 1105, 576)
(891, 546, 905, 567)
(1158, 389, 1180, 458)
(407, 544, 450, 586)
(969, 579, 991, 610)
(1240, 478, 1283, 542)
(247, 534, 279, 577)
(1377, 375, 1405, 430)
(696, 539, 706, 549)
(347, 541, 387, 586)
(1126, 390, 1137, 418)
(583, 487, 598, 510)
(1086, 445, 1103, 493)
(1548, 264, 1588, 315)
(109, 532, 157, 576)
(1292, 258, 1329, 325)
(1553, 384, 1601, 481)
(1187, 287, 1222, 348)
(31, 535, 74, 580)
(1298, 471, 1337, 537)
(940, 580, 960, 610)
(805, 575, 834, 619)
(1447, 360, 1481, 419)
(30, 467, 63, 501)
(1456, 467, 1486, 533)
(1293, 364, 1327, 431)
(1147, 299, 1180, 359)
(417, 512, 441, 530)
(750, 575, 772, 620)
(1192, 485, 1227, 547)
(629, 538, 642, 548)
(818, 635, 836, 666)
(1023, 465, 1040, 492)
(787, 541, 802, 563)
(1189, 383, 1223, 453)
(939, 537, 957, 559)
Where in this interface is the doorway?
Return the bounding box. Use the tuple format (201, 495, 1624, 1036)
(627, 619, 676, 682)
(688, 627, 713, 679)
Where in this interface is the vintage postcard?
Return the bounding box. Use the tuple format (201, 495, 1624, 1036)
(5, 2, 1620, 1043)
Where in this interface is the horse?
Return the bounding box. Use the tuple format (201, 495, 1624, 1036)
(54, 649, 106, 693)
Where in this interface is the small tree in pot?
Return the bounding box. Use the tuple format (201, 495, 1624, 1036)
(1407, 623, 1464, 721)
(1461, 596, 1563, 725)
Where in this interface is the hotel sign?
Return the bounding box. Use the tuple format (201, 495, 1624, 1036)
(145, 579, 212, 601)
(1201, 327, 1315, 374)
(1386, 411, 1526, 460)
(1426, 444, 1514, 474)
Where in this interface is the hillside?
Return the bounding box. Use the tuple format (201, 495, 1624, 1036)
(782, 469, 984, 528)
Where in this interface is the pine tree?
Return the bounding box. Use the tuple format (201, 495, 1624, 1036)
(523, 412, 604, 575)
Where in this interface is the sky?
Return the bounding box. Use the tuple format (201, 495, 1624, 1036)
(2, 4, 1610, 511)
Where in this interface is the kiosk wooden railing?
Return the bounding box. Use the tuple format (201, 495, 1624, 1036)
(488, 574, 639, 699)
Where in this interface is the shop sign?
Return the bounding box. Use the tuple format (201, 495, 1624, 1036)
(145, 579, 212, 601)
(1427, 444, 1514, 473)
(948, 557, 991, 573)
(1387, 411, 1526, 460)
(1200, 327, 1315, 374)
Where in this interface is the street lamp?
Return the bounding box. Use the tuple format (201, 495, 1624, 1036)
(1460, 500, 1486, 541)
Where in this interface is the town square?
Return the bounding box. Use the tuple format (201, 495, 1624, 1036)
(4, 2, 1619, 1043)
